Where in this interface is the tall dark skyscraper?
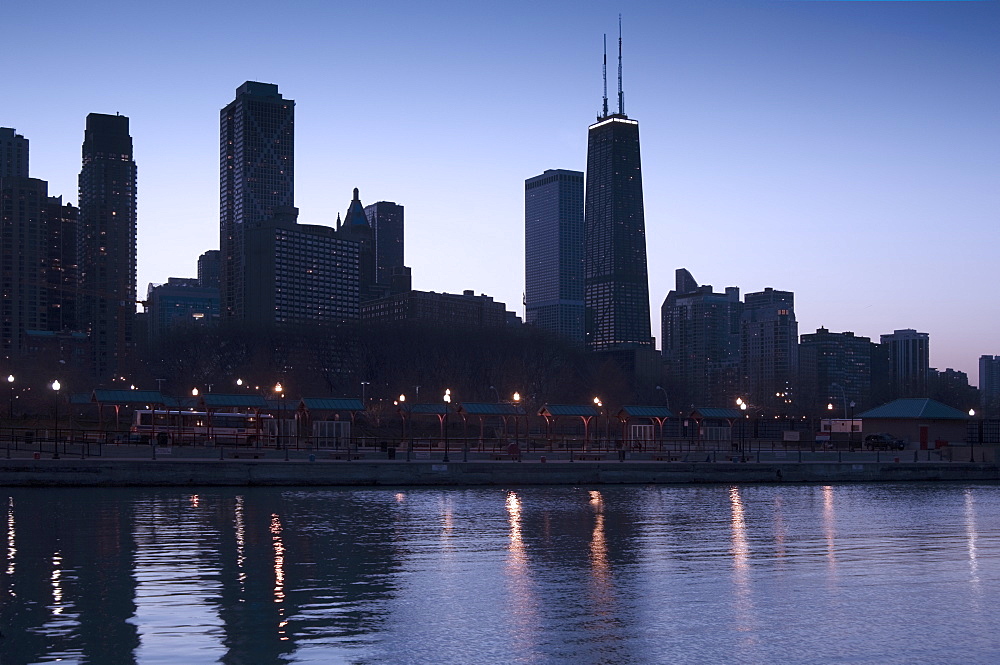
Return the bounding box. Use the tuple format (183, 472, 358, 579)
(78, 113, 137, 378)
(740, 288, 797, 408)
(220, 81, 294, 320)
(879, 328, 929, 399)
(525, 169, 585, 343)
(363, 200, 405, 287)
(584, 27, 652, 351)
(0, 128, 29, 178)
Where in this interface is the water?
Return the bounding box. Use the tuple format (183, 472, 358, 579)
(2, 483, 999, 664)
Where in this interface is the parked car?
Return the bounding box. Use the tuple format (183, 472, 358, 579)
(864, 433, 904, 451)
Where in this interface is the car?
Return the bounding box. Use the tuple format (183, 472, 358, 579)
(864, 433, 904, 451)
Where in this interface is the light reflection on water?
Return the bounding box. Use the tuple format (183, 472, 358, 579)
(1, 484, 999, 664)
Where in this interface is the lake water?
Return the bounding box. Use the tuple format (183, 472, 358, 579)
(2, 483, 999, 665)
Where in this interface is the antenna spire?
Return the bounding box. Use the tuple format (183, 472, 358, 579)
(602, 34, 608, 118)
(618, 14, 624, 116)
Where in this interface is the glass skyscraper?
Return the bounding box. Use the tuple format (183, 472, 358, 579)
(583, 35, 651, 351)
(525, 169, 585, 343)
(220, 81, 294, 320)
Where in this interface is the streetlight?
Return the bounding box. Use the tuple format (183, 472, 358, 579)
(7, 374, 14, 419)
(969, 409, 977, 463)
(513, 392, 521, 450)
(191, 387, 199, 397)
(361, 381, 370, 406)
(442, 389, 451, 462)
(739, 400, 748, 452)
(51, 380, 61, 458)
(275, 382, 285, 458)
(489, 385, 500, 403)
(593, 397, 603, 449)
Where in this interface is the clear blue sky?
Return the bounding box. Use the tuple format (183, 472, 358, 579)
(4, 0, 998, 381)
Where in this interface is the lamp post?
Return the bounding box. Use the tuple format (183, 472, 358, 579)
(442, 389, 451, 462)
(275, 382, 285, 458)
(513, 392, 521, 451)
(398, 394, 410, 462)
(738, 399, 747, 453)
(361, 381, 370, 406)
(969, 409, 977, 463)
(7, 374, 14, 419)
(52, 380, 61, 458)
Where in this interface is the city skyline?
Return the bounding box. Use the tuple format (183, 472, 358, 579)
(3, 1, 997, 380)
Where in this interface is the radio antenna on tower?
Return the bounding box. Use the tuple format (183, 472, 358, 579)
(602, 34, 609, 118)
(618, 14, 624, 116)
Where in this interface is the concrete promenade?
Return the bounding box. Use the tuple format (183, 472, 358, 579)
(1, 450, 998, 487)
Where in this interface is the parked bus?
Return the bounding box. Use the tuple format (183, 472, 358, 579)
(131, 410, 276, 446)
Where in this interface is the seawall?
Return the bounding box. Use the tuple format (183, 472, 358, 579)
(1, 458, 998, 487)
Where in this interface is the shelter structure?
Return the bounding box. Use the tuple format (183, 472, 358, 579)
(687, 407, 742, 444)
(857, 398, 970, 449)
(537, 404, 601, 444)
(91, 389, 184, 429)
(455, 402, 527, 442)
(616, 405, 674, 445)
(297, 397, 364, 444)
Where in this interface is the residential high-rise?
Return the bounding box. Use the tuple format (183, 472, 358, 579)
(77, 113, 137, 378)
(660, 269, 742, 408)
(979, 355, 1000, 415)
(0, 167, 48, 358)
(363, 201, 405, 287)
(878, 329, 929, 399)
(244, 207, 359, 324)
(741, 288, 797, 409)
(584, 29, 651, 351)
(0, 128, 28, 178)
(525, 169, 585, 343)
(220, 81, 294, 321)
(146, 278, 220, 344)
(336, 188, 379, 302)
(197, 250, 221, 289)
(798, 327, 872, 413)
(42, 196, 78, 332)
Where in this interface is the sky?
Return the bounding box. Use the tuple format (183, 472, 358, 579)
(3, 0, 998, 382)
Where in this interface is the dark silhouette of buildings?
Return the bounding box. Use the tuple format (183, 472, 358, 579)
(798, 327, 872, 414)
(525, 169, 585, 343)
(77, 113, 137, 379)
(336, 188, 379, 302)
(220, 82, 294, 321)
(584, 29, 652, 352)
(244, 206, 359, 324)
(42, 196, 78, 333)
(879, 328, 929, 399)
(660, 269, 741, 408)
(363, 200, 405, 288)
(0, 127, 29, 178)
(741, 288, 797, 409)
(197, 249, 221, 289)
(145, 278, 219, 344)
(361, 289, 518, 328)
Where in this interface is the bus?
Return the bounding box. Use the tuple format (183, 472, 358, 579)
(131, 410, 277, 446)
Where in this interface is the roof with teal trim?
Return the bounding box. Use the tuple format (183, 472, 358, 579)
(538, 404, 599, 417)
(301, 398, 364, 411)
(202, 394, 269, 409)
(618, 405, 674, 419)
(92, 389, 167, 404)
(691, 407, 742, 419)
(857, 398, 970, 420)
(457, 402, 526, 416)
(405, 403, 449, 415)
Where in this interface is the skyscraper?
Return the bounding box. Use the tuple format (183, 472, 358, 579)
(584, 27, 651, 351)
(363, 200, 405, 287)
(979, 355, 1000, 414)
(220, 81, 294, 321)
(660, 269, 742, 408)
(0, 128, 28, 178)
(525, 169, 585, 343)
(879, 329, 929, 398)
(740, 288, 797, 408)
(798, 327, 873, 413)
(77, 113, 137, 378)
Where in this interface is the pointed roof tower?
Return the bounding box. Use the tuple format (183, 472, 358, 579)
(343, 187, 369, 228)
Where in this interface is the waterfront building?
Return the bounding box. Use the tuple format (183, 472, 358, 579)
(660, 269, 742, 409)
(145, 278, 220, 344)
(363, 200, 405, 287)
(0, 170, 48, 358)
(244, 206, 359, 324)
(584, 30, 652, 352)
(740, 288, 797, 410)
(980, 355, 1000, 415)
(525, 169, 585, 343)
(878, 329, 929, 399)
(197, 250, 221, 289)
(77, 113, 137, 378)
(361, 289, 517, 328)
(220, 82, 295, 321)
(798, 327, 872, 414)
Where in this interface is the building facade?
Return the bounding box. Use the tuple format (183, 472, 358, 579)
(525, 169, 585, 343)
(220, 81, 295, 321)
(660, 269, 742, 409)
(77, 113, 137, 378)
(361, 289, 516, 328)
(798, 327, 872, 414)
(42, 196, 78, 333)
(197, 250, 221, 289)
(740, 288, 797, 410)
(0, 172, 48, 358)
(879, 329, 929, 399)
(145, 278, 220, 344)
(363, 200, 405, 287)
(0, 128, 28, 179)
(244, 207, 359, 325)
(979, 355, 1000, 415)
